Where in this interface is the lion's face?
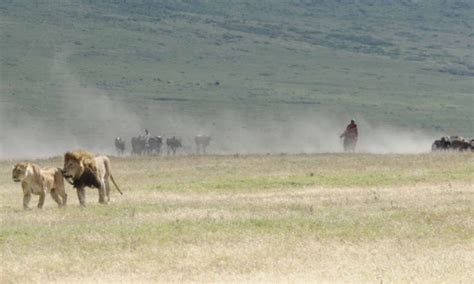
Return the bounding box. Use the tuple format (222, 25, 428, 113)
(12, 163, 28, 182)
(63, 159, 84, 179)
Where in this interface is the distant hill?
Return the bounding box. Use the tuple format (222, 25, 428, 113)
(0, 0, 472, 156)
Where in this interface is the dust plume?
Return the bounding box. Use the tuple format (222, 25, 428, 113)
(0, 51, 143, 159)
(165, 110, 438, 154)
(0, 54, 439, 159)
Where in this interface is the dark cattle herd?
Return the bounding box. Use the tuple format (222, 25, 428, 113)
(431, 136, 474, 152)
(117, 134, 210, 156)
(114, 133, 474, 156)
(130, 136, 163, 156)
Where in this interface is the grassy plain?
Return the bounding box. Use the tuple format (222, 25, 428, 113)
(1, 153, 473, 282)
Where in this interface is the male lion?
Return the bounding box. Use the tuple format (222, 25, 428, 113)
(63, 150, 123, 206)
(12, 162, 67, 210)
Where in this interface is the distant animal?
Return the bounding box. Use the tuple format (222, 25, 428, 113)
(166, 136, 182, 155)
(431, 136, 451, 151)
(432, 136, 471, 152)
(114, 137, 126, 156)
(131, 136, 145, 155)
(12, 162, 67, 210)
(149, 136, 163, 155)
(195, 135, 211, 154)
(62, 150, 123, 207)
(450, 136, 471, 151)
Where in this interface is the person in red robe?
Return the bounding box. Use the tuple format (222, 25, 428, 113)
(340, 120, 358, 152)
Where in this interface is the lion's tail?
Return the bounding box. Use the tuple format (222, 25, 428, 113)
(104, 156, 123, 195)
(110, 174, 123, 195)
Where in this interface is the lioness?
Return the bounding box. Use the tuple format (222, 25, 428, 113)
(12, 162, 67, 210)
(63, 150, 123, 206)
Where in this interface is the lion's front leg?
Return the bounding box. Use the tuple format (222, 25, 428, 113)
(76, 187, 86, 207)
(23, 193, 31, 210)
(21, 182, 31, 210)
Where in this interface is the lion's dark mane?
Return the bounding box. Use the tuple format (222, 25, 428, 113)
(72, 167, 101, 189)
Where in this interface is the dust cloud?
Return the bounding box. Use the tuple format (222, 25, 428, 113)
(0, 52, 143, 159)
(0, 55, 439, 159)
(172, 110, 438, 155)
(0, 101, 438, 159)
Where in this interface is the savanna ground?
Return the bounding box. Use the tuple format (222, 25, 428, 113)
(1, 153, 473, 283)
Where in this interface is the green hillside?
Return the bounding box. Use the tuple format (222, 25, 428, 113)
(0, 0, 473, 154)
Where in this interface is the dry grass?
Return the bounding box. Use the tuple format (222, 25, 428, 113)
(1, 153, 473, 283)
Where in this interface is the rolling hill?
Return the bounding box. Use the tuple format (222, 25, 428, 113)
(0, 0, 473, 156)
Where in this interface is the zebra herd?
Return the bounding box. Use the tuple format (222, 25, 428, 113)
(114, 135, 211, 156)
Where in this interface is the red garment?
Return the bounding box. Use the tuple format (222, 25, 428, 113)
(345, 123, 358, 139)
